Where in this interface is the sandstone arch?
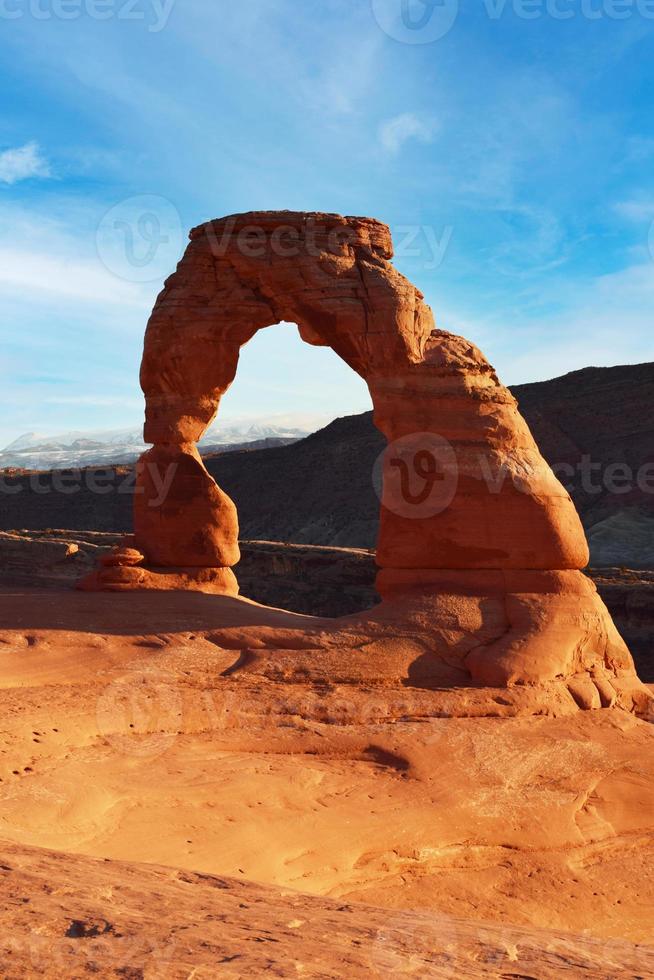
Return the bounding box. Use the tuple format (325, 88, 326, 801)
(136, 211, 588, 577)
(84, 211, 647, 705)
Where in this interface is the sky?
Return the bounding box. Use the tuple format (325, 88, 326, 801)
(1, 0, 653, 447)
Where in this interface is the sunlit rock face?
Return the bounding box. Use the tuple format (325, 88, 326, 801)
(81, 210, 648, 708)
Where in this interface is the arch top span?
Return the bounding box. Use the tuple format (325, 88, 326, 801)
(140, 210, 436, 447)
(189, 210, 395, 258)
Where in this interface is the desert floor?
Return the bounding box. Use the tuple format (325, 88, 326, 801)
(1, 586, 653, 977)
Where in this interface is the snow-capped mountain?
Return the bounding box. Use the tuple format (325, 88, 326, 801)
(0, 428, 146, 469)
(0, 414, 330, 470)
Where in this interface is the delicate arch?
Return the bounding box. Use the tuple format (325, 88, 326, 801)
(80, 210, 645, 700)
(134, 210, 589, 580)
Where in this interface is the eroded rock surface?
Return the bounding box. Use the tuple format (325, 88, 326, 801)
(135, 211, 589, 575)
(1, 841, 652, 979)
(78, 210, 648, 704)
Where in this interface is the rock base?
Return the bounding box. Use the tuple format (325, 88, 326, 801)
(78, 563, 239, 596)
(73, 540, 651, 710)
(195, 586, 650, 717)
(374, 567, 648, 707)
(76, 536, 239, 595)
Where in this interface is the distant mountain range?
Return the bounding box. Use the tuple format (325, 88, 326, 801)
(1, 363, 652, 569)
(0, 428, 146, 469)
(0, 414, 332, 470)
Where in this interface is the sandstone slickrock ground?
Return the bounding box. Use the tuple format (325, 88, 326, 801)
(1, 586, 653, 963)
(2, 841, 653, 979)
(0, 552, 652, 974)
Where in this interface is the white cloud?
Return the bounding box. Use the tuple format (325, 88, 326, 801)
(613, 198, 654, 222)
(0, 142, 51, 185)
(43, 394, 144, 407)
(0, 201, 158, 311)
(378, 113, 437, 155)
(0, 245, 153, 309)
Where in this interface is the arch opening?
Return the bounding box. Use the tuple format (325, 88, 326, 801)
(212, 319, 372, 444)
(204, 321, 379, 566)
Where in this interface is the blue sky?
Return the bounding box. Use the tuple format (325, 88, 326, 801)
(1, 0, 653, 447)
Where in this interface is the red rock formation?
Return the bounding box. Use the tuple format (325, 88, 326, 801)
(81, 210, 647, 706)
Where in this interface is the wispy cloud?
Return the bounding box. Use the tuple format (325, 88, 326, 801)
(0, 142, 51, 185)
(436, 258, 654, 387)
(0, 201, 157, 310)
(0, 246, 152, 307)
(613, 198, 654, 222)
(43, 394, 144, 407)
(378, 113, 437, 155)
